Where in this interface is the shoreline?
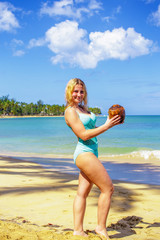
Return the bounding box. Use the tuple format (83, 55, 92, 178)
(0, 155, 160, 240)
(1, 150, 160, 165)
(0, 115, 160, 119)
(0, 115, 64, 119)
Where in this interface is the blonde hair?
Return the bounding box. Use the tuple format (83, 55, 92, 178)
(65, 78, 88, 110)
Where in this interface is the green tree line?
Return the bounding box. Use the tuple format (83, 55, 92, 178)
(0, 95, 101, 116)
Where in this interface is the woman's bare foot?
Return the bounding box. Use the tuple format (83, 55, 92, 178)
(95, 226, 110, 239)
(73, 230, 88, 237)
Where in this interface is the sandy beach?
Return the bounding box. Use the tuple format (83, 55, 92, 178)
(0, 156, 160, 240)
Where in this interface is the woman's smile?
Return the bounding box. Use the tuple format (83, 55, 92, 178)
(72, 84, 84, 104)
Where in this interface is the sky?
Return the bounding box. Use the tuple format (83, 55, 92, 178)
(0, 0, 160, 115)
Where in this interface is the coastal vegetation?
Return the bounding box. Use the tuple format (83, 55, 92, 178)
(0, 95, 101, 116)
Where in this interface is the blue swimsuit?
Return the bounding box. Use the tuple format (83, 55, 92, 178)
(73, 111, 98, 164)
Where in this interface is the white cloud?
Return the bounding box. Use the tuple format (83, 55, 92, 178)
(76, 27, 153, 68)
(11, 38, 24, 46)
(150, 4, 160, 26)
(88, 0, 102, 10)
(103, 5, 121, 24)
(40, 0, 75, 17)
(116, 6, 121, 14)
(0, 2, 20, 32)
(103, 16, 111, 23)
(45, 20, 87, 52)
(29, 20, 155, 69)
(10, 38, 25, 56)
(75, 0, 85, 3)
(29, 20, 88, 66)
(13, 50, 25, 56)
(40, 0, 102, 19)
(88, 27, 153, 60)
(28, 38, 46, 48)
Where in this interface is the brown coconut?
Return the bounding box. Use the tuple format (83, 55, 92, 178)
(108, 104, 125, 123)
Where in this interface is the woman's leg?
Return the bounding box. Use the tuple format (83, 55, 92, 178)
(76, 153, 114, 239)
(73, 170, 93, 236)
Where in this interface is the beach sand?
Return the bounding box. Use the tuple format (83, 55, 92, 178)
(0, 156, 160, 240)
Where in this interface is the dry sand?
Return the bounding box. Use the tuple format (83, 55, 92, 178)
(0, 156, 160, 240)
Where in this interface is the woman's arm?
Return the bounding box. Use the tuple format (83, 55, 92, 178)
(65, 108, 122, 141)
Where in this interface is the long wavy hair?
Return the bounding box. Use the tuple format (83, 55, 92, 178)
(65, 78, 88, 110)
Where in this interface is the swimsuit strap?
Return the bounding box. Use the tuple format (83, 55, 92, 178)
(65, 106, 81, 115)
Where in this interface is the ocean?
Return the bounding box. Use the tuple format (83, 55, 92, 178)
(0, 116, 160, 184)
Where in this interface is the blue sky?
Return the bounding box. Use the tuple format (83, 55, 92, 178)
(0, 0, 160, 115)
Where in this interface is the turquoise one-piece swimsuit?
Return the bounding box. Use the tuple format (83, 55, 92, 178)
(73, 111, 98, 164)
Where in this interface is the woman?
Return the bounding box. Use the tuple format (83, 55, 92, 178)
(65, 78, 122, 239)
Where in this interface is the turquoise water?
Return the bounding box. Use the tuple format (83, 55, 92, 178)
(0, 116, 160, 160)
(0, 116, 160, 185)
(98, 115, 160, 159)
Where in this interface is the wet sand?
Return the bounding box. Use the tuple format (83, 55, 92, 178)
(0, 156, 160, 240)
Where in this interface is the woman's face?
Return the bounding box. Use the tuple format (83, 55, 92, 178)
(72, 84, 85, 105)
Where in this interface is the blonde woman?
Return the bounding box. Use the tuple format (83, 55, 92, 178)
(65, 78, 122, 239)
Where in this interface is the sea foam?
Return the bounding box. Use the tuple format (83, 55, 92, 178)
(132, 150, 160, 160)
(102, 150, 160, 161)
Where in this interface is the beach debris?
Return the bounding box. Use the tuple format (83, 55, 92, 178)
(146, 222, 160, 228)
(42, 223, 62, 228)
(108, 215, 144, 235)
(62, 228, 73, 232)
(108, 215, 143, 230)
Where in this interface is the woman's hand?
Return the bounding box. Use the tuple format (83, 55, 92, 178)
(104, 115, 122, 130)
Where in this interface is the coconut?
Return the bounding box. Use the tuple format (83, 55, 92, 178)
(108, 104, 125, 123)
